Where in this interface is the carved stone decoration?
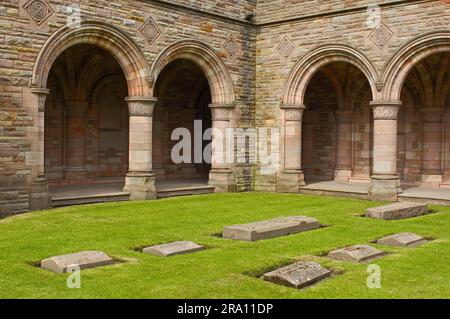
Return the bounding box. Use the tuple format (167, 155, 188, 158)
(23, 0, 54, 26)
(30, 88, 49, 112)
(281, 104, 305, 121)
(371, 101, 402, 120)
(139, 16, 161, 46)
(277, 36, 296, 58)
(223, 35, 239, 60)
(125, 97, 157, 117)
(368, 22, 394, 49)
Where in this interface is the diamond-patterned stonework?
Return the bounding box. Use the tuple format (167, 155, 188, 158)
(140, 16, 161, 46)
(23, 0, 54, 26)
(368, 23, 393, 49)
(223, 35, 239, 60)
(277, 36, 296, 58)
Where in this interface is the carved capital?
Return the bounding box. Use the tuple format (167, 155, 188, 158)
(30, 87, 49, 112)
(125, 96, 157, 117)
(281, 104, 305, 122)
(370, 101, 402, 120)
(209, 103, 235, 121)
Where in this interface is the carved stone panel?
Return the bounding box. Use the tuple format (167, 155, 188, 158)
(23, 0, 54, 26)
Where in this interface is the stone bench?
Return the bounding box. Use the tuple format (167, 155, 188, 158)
(263, 261, 331, 289)
(366, 202, 428, 220)
(41, 251, 114, 274)
(143, 241, 204, 257)
(223, 216, 320, 242)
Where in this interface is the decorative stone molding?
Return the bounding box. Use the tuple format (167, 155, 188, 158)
(222, 34, 239, 60)
(139, 16, 161, 46)
(151, 40, 235, 105)
(125, 97, 157, 117)
(281, 104, 305, 121)
(209, 103, 235, 121)
(370, 101, 402, 120)
(30, 87, 49, 112)
(277, 36, 296, 59)
(368, 22, 394, 49)
(23, 0, 54, 26)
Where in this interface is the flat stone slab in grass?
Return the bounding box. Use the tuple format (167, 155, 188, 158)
(263, 261, 331, 289)
(377, 233, 428, 247)
(366, 202, 428, 220)
(41, 251, 114, 274)
(223, 216, 320, 242)
(328, 245, 385, 263)
(142, 241, 204, 257)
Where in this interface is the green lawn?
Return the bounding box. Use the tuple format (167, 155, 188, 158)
(0, 192, 449, 299)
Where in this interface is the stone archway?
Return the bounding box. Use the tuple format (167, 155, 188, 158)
(151, 40, 236, 192)
(381, 31, 450, 189)
(28, 20, 153, 209)
(278, 44, 378, 193)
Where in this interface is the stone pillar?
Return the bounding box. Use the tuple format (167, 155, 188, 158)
(29, 88, 51, 211)
(123, 96, 157, 200)
(369, 101, 402, 201)
(278, 104, 306, 193)
(420, 107, 444, 186)
(334, 110, 354, 181)
(152, 108, 166, 180)
(208, 103, 236, 192)
(64, 101, 88, 180)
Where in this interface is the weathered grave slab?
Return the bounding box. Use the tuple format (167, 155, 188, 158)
(366, 202, 428, 220)
(328, 245, 384, 263)
(377, 233, 428, 247)
(41, 251, 114, 274)
(263, 261, 331, 289)
(223, 216, 320, 242)
(142, 241, 204, 257)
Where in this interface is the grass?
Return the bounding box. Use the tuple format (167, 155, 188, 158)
(0, 192, 449, 299)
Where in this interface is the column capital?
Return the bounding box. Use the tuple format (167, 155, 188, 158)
(370, 100, 402, 120)
(125, 96, 157, 117)
(281, 104, 305, 122)
(30, 88, 50, 112)
(209, 103, 235, 121)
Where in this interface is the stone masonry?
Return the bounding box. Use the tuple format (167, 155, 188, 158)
(0, 0, 449, 215)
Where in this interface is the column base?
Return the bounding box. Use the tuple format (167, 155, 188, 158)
(29, 177, 52, 211)
(124, 172, 156, 201)
(277, 170, 305, 193)
(209, 169, 236, 193)
(369, 175, 402, 202)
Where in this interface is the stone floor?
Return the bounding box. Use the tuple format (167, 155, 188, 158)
(50, 179, 213, 207)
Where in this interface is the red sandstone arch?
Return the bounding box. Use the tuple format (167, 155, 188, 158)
(150, 40, 235, 105)
(282, 44, 379, 106)
(382, 30, 450, 101)
(31, 20, 151, 97)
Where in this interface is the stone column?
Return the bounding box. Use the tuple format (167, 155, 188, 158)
(420, 107, 444, 186)
(64, 101, 88, 180)
(278, 104, 306, 193)
(29, 88, 51, 211)
(334, 110, 354, 182)
(208, 103, 236, 192)
(369, 101, 402, 201)
(123, 96, 157, 200)
(152, 107, 166, 180)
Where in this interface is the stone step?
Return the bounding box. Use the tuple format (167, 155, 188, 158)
(156, 185, 215, 199)
(223, 216, 320, 242)
(366, 201, 428, 220)
(52, 192, 130, 207)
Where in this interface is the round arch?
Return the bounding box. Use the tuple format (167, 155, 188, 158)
(282, 44, 379, 106)
(31, 20, 151, 97)
(150, 40, 235, 105)
(382, 30, 450, 101)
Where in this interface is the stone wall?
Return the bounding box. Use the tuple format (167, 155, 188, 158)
(255, 0, 450, 191)
(0, 0, 256, 215)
